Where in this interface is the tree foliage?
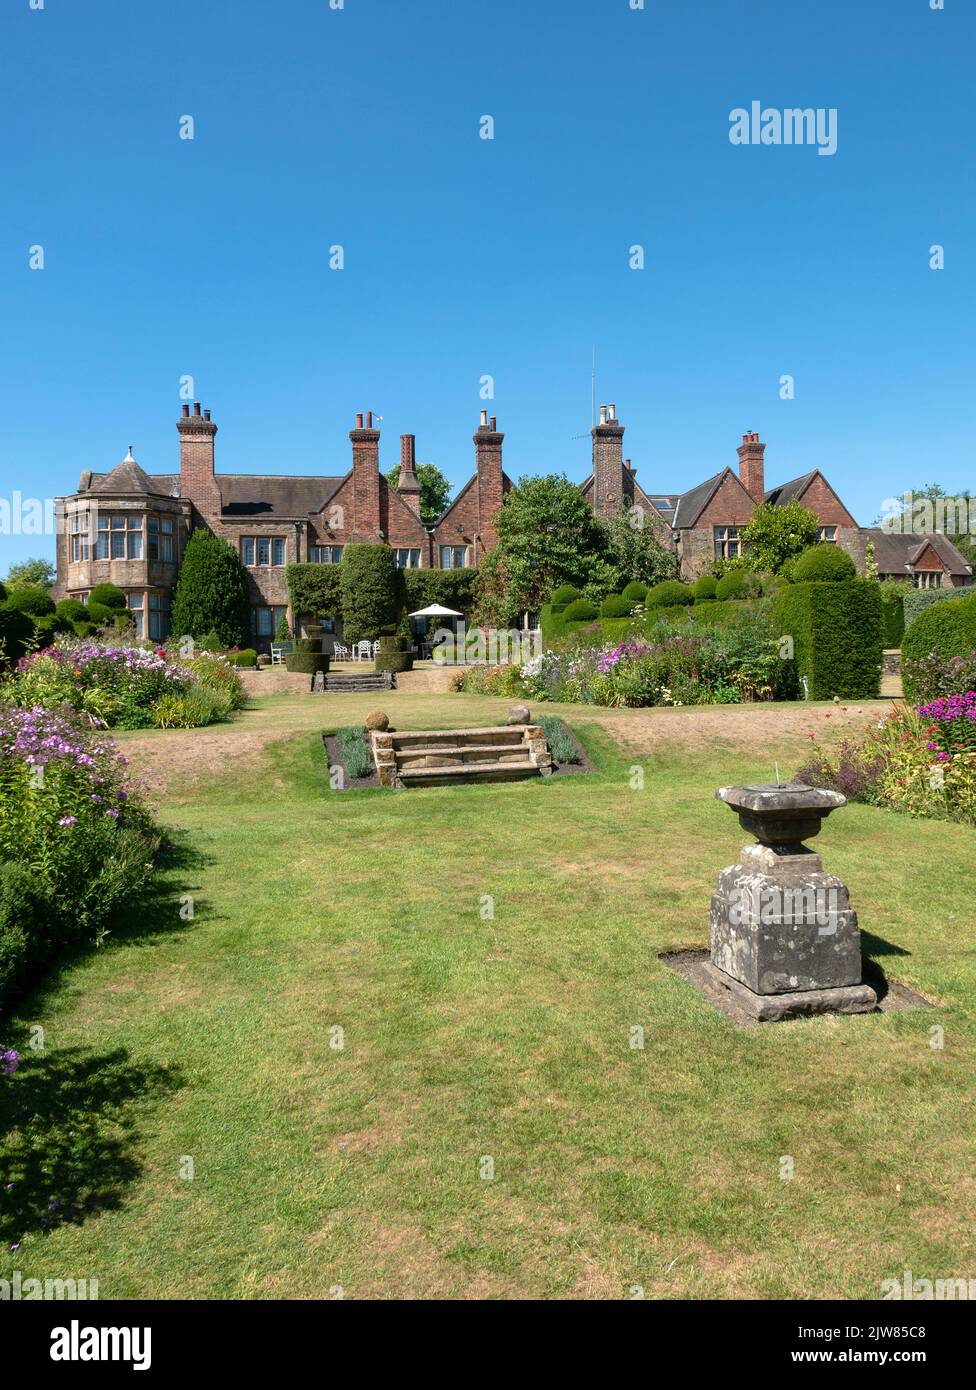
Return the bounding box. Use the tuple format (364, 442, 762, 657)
(740, 499, 820, 573)
(385, 462, 452, 526)
(339, 544, 398, 644)
(170, 528, 249, 647)
(604, 508, 679, 589)
(5, 558, 55, 590)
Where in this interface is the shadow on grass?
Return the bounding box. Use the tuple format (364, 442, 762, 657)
(0, 1046, 184, 1248)
(861, 930, 912, 959)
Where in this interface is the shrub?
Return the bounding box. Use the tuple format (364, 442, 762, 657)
(537, 715, 581, 765)
(3, 586, 55, 618)
(563, 598, 598, 622)
(189, 652, 247, 710)
(903, 586, 958, 632)
(791, 544, 857, 583)
(274, 614, 292, 641)
(878, 581, 908, 648)
(285, 563, 344, 628)
(364, 710, 390, 732)
(286, 637, 330, 675)
(201, 630, 223, 652)
(72, 621, 97, 638)
(621, 581, 648, 604)
(85, 601, 116, 626)
(54, 598, 90, 625)
(226, 648, 258, 668)
(551, 584, 581, 606)
(88, 583, 127, 610)
(151, 686, 234, 728)
(340, 545, 397, 645)
(0, 705, 160, 987)
(600, 594, 633, 619)
(0, 607, 35, 670)
(771, 579, 882, 699)
(646, 581, 694, 608)
(902, 594, 976, 703)
(33, 613, 72, 642)
(715, 570, 750, 601)
(692, 576, 718, 602)
(0, 862, 56, 1013)
(335, 726, 373, 780)
(170, 529, 249, 646)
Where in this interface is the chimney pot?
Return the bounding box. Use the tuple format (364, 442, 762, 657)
(203, 409, 211, 421)
(182, 404, 190, 417)
(489, 415, 496, 431)
(609, 403, 616, 421)
(599, 405, 608, 425)
(193, 402, 201, 416)
(366, 411, 373, 429)
(356, 412, 364, 428)
(480, 410, 488, 427)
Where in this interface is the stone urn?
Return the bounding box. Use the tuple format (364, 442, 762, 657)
(706, 783, 877, 1021)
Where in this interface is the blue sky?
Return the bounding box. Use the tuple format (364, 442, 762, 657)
(2, 0, 972, 570)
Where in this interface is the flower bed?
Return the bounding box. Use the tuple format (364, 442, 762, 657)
(796, 697, 976, 827)
(0, 638, 244, 729)
(457, 617, 797, 708)
(0, 703, 162, 1012)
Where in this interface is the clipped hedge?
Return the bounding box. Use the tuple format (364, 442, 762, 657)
(792, 544, 857, 583)
(646, 580, 694, 609)
(692, 576, 718, 601)
(878, 583, 908, 648)
(563, 598, 598, 622)
(902, 586, 960, 632)
(901, 593, 976, 703)
(551, 584, 581, 606)
(715, 570, 750, 601)
(374, 634, 414, 674)
(3, 586, 55, 618)
(340, 545, 398, 644)
(0, 606, 35, 669)
(286, 562, 343, 622)
(55, 597, 89, 624)
(600, 594, 633, 618)
(286, 637, 331, 676)
(771, 579, 882, 699)
(88, 582, 127, 610)
(621, 581, 648, 604)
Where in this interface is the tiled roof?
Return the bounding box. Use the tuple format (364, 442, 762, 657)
(671, 470, 730, 529)
(764, 472, 816, 507)
(218, 473, 345, 518)
(863, 529, 972, 577)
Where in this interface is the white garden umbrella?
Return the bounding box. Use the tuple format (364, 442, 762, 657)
(408, 603, 464, 619)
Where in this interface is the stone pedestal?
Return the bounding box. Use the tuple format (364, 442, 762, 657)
(708, 783, 877, 1021)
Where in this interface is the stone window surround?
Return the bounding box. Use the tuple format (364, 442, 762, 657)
(242, 536, 287, 568)
(713, 526, 740, 559)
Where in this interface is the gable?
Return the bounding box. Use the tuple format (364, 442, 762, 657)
(694, 470, 757, 528)
(790, 471, 858, 528)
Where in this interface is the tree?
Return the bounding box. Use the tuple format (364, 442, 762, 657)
(339, 544, 397, 644)
(170, 529, 249, 647)
(740, 499, 820, 573)
(604, 509, 679, 590)
(475, 474, 612, 624)
(5, 557, 55, 590)
(385, 463, 452, 526)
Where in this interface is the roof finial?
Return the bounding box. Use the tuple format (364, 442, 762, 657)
(124, 444, 135, 462)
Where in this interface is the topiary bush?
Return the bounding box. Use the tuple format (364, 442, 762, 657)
(771, 579, 882, 699)
(563, 598, 599, 622)
(88, 583, 127, 611)
(85, 602, 116, 626)
(600, 594, 633, 619)
(902, 593, 976, 704)
(374, 634, 414, 674)
(791, 544, 857, 584)
(646, 581, 694, 609)
(55, 598, 90, 625)
(285, 637, 331, 676)
(551, 584, 582, 606)
(902, 586, 958, 632)
(621, 581, 648, 605)
(340, 545, 397, 645)
(692, 576, 718, 602)
(715, 570, 750, 601)
(3, 586, 55, 618)
(226, 648, 258, 668)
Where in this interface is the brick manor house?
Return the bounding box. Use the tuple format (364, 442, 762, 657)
(55, 400, 971, 644)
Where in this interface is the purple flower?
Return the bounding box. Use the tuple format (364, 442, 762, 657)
(1, 1049, 20, 1075)
(58, 816, 78, 827)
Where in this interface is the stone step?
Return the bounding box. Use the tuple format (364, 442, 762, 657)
(398, 759, 541, 784)
(396, 743, 532, 763)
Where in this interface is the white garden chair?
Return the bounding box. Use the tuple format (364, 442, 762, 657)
(332, 641, 349, 662)
(371, 640, 380, 656)
(357, 640, 372, 662)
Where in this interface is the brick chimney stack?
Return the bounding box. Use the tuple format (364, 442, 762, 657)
(349, 410, 381, 538)
(398, 434, 421, 516)
(592, 402, 626, 520)
(473, 411, 505, 558)
(737, 431, 766, 503)
(177, 401, 221, 519)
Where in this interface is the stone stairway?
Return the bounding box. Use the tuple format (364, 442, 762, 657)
(313, 671, 396, 693)
(371, 725, 552, 788)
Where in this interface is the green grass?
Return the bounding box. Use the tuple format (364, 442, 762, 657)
(2, 693, 975, 1299)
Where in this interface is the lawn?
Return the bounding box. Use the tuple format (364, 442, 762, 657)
(2, 691, 974, 1299)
